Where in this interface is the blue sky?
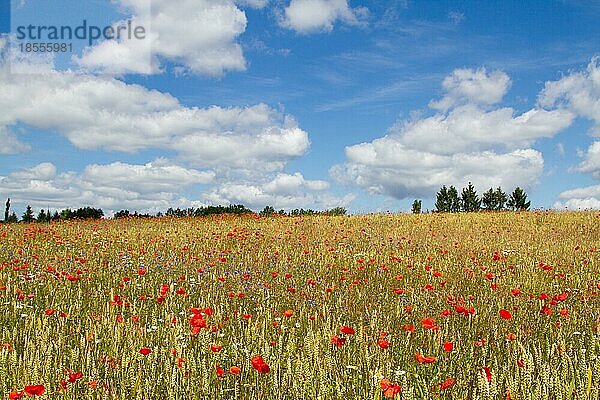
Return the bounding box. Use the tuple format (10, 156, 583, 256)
(1, 0, 600, 215)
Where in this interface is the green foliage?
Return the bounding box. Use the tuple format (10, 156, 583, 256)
(7, 212, 18, 223)
(437, 185, 515, 213)
(482, 188, 496, 210)
(436, 186, 462, 213)
(260, 205, 276, 217)
(21, 205, 35, 223)
(58, 207, 104, 220)
(435, 185, 450, 212)
(461, 182, 481, 212)
(36, 209, 48, 223)
(114, 210, 152, 219)
(493, 187, 508, 210)
(448, 186, 461, 212)
(507, 187, 531, 211)
(4, 198, 9, 223)
(324, 207, 347, 216)
(411, 199, 422, 214)
(481, 187, 507, 211)
(165, 204, 254, 218)
(114, 209, 131, 219)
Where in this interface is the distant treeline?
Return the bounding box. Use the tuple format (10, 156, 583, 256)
(2, 202, 104, 223)
(1, 198, 348, 223)
(1, 183, 533, 223)
(410, 183, 531, 214)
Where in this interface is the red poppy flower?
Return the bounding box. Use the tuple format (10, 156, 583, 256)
(377, 339, 390, 349)
(190, 314, 207, 328)
(229, 366, 241, 375)
(380, 379, 401, 398)
(415, 352, 436, 363)
(558, 292, 568, 301)
(250, 356, 270, 374)
(24, 385, 45, 396)
(443, 342, 453, 352)
(210, 345, 222, 352)
(331, 335, 346, 347)
(283, 309, 294, 318)
(67, 371, 83, 383)
(44, 309, 55, 316)
(160, 284, 169, 296)
(139, 347, 152, 355)
(540, 305, 552, 316)
(499, 309, 512, 320)
(440, 378, 456, 390)
(340, 326, 355, 335)
(8, 391, 23, 399)
(421, 317, 436, 330)
(216, 364, 225, 378)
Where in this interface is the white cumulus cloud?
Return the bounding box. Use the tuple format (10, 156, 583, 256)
(540, 58, 600, 209)
(75, 0, 253, 76)
(280, 0, 368, 34)
(331, 67, 574, 200)
(554, 184, 600, 210)
(0, 67, 309, 174)
(204, 173, 352, 210)
(574, 141, 600, 179)
(0, 160, 213, 212)
(429, 68, 511, 111)
(539, 57, 600, 136)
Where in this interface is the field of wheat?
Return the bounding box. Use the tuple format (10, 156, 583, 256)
(1, 211, 599, 399)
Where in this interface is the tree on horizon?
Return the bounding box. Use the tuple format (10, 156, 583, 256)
(411, 199, 422, 214)
(22, 205, 35, 223)
(461, 182, 481, 212)
(435, 186, 450, 212)
(507, 187, 531, 211)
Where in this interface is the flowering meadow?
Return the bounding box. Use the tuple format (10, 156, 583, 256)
(0, 211, 599, 399)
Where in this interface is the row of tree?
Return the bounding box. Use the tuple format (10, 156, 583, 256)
(2, 199, 348, 223)
(259, 206, 347, 217)
(2, 184, 531, 223)
(417, 183, 531, 213)
(18, 205, 105, 223)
